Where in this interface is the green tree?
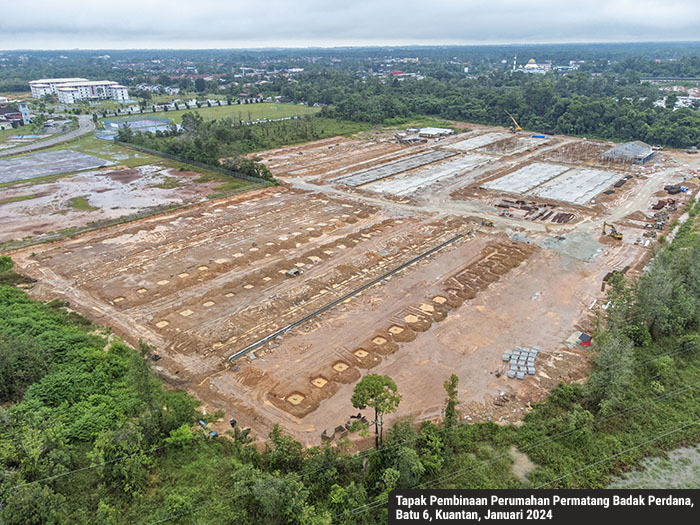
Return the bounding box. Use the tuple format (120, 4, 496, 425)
(585, 331, 634, 419)
(0, 484, 66, 525)
(680, 334, 700, 357)
(443, 374, 459, 428)
(391, 446, 425, 488)
(665, 93, 678, 109)
(116, 122, 132, 142)
(164, 424, 195, 449)
(351, 374, 401, 448)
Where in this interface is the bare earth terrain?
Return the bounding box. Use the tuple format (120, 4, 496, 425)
(0, 165, 218, 243)
(7, 124, 700, 445)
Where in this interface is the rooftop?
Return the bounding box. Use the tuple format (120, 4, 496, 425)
(59, 80, 120, 87)
(30, 78, 88, 84)
(603, 141, 653, 159)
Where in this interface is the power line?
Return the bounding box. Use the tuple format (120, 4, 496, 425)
(3, 442, 169, 494)
(316, 344, 693, 481)
(332, 382, 699, 522)
(4, 336, 694, 525)
(340, 416, 700, 523)
(536, 419, 700, 488)
(74, 373, 699, 524)
(5, 343, 689, 498)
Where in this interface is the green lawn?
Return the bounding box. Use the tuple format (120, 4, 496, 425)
(136, 102, 319, 124)
(65, 195, 99, 212)
(0, 124, 34, 144)
(0, 194, 39, 205)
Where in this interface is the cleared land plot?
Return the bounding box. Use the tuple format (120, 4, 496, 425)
(482, 163, 570, 194)
(530, 168, 620, 204)
(367, 154, 492, 196)
(255, 137, 407, 179)
(16, 189, 411, 359)
(10, 124, 664, 446)
(537, 141, 611, 164)
(209, 240, 605, 444)
(478, 136, 550, 156)
(333, 150, 455, 187)
(0, 150, 112, 183)
(0, 165, 220, 244)
(445, 132, 510, 152)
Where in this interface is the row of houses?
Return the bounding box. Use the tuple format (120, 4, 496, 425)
(133, 83, 180, 95)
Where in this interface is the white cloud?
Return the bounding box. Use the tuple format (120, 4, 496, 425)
(0, 0, 699, 49)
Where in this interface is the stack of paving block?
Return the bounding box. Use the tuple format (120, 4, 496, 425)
(502, 346, 539, 380)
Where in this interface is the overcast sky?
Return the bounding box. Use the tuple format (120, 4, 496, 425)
(1, 0, 699, 50)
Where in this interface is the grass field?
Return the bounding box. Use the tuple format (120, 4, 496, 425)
(0, 194, 39, 205)
(609, 445, 700, 488)
(104, 102, 320, 125)
(0, 124, 34, 144)
(65, 195, 99, 212)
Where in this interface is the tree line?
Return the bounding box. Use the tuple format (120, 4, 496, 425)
(116, 112, 367, 181)
(268, 69, 700, 147)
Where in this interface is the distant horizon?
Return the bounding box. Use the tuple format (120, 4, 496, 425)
(3, 40, 700, 53)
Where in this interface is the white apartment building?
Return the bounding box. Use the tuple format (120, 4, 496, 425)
(30, 78, 129, 103)
(30, 78, 87, 97)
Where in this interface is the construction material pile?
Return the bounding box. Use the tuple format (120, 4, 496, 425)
(503, 346, 539, 379)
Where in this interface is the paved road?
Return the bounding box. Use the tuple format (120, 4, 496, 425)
(0, 115, 95, 158)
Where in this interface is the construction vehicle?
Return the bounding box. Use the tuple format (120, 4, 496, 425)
(602, 222, 623, 240)
(504, 110, 523, 133)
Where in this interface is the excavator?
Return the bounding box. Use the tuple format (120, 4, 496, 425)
(602, 222, 623, 240)
(504, 110, 523, 133)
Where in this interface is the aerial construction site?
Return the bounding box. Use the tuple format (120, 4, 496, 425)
(8, 123, 700, 446)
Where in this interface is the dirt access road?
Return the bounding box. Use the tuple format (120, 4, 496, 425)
(9, 125, 697, 446)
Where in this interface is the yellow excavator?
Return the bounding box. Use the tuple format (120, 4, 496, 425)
(603, 222, 623, 240)
(504, 110, 523, 133)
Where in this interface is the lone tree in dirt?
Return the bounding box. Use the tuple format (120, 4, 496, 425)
(443, 374, 459, 429)
(351, 374, 401, 448)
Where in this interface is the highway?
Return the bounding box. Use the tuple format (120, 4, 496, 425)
(0, 115, 95, 158)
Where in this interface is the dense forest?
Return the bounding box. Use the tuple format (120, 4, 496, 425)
(276, 71, 699, 147)
(1, 199, 700, 524)
(121, 68, 700, 153)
